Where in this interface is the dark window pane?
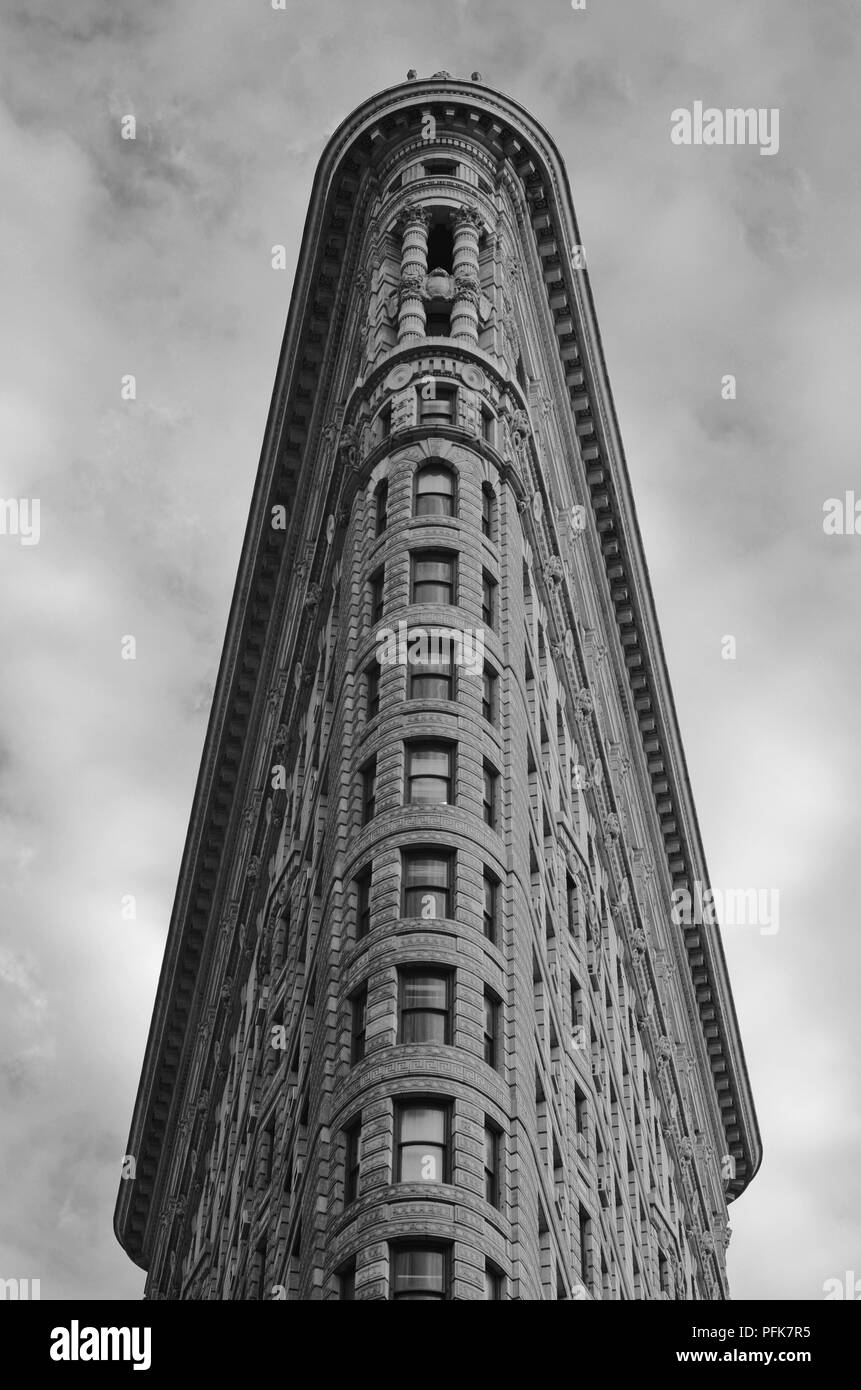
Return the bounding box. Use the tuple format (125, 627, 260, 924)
(483, 872, 497, 939)
(397, 1103, 448, 1185)
(404, 854, 450, 888)
(407, 743, 452, 805)
(411, 663, 454, 700)
(482, 572, 496, 627)
(484, 1126, 499, 1206)
(392, 1247, 446, 1300)
(400, 970, 449, 1044)
(351, 989, 367, 1063)
(402, 852, 452, 919)
(402, 1011, 447, 1044)
(375, 481, 388, 536)
(416, 465, 455, 517)
(483, 765, 498, 826)
(412, 553, 455, 605)
(345, 1123, 361, 1203)
(403, 974, 447, 1010)
(366, 663, 380, 719)
(369, 569, 385, 624)
(482, 667, 497, 722)
(483, 992, 498, 1066)
(482, 487, 495, 539)
(356, 869, 372, 937)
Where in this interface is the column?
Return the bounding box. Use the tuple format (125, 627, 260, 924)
(451, 205, 483, 344)
(397, 204, 430, 344)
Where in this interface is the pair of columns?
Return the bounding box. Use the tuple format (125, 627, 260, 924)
(397, 204, 482, 345)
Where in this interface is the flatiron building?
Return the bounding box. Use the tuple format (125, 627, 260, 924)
(115, 71, 761, 1300)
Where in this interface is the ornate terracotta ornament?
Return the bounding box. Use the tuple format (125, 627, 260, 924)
(544, 556, 564, 586)
(574, 687, 594, 722)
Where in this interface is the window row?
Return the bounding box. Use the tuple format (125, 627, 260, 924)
(348, 969, 502, 1066)
(367, 553, 498, 624)
(343, 1100, 503, 1207)
(374, 466, 497, 538)
(339, 1245, 504, 1300)
(353, 852, 501, 937)
(358, 743, 500, 823)
(364, 653, 498, 718)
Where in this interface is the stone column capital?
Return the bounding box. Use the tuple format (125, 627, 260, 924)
(452, 204, 483, 231)
(397, 202, 431, 233)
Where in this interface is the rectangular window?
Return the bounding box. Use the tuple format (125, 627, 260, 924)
(374, 480, 388, 537)
(566, 873, 580, 938)
(425, 306, 452, 338)
(369, 567, 385, 624)
(402, 849, 453, 920)
(483, 869, 499, 941)
(575, 1085, 587, 1137)
(339, 1260, 356, 1300)
(424, 157, 458, 176)
(484, 1124, 501, 1207)
(344, 1119, 361, 1204)
(481, 485, 496, 540)
(417, 382, 456, 423)
(417, 380, 459, 422)
(406, 741, 454, 806)
(482, 571, 497, 628)
(366, 661, 380, 720)
(356, 866, 372, 938)
(579, 1205, 592, 1288)
(399, 969, 450, 1044)
(350, 985, 367, 1064)
(483, 1263, 503, 1300)
(395, 1102, 449, 1183)
(411, 550, 456, 606)
(483, 761, 499, 827)
(360, 756, 377, 824)
(571, 973, 584, 1027)
(415, 464, 455, 518)
(483, 989, 500, 1068)
(391, 1245, 449, 1301)
(410, 658, 454, 701)
(481, 664, 498, 724)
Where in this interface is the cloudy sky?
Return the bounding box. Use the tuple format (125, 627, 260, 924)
(1, 0, 859, 1302)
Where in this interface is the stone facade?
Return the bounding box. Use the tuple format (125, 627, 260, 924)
(114, 72, 760, 1300)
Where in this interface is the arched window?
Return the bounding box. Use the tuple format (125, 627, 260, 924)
(481, 483, 497, 540)
(374, 479, 388, 536)
(415, 463, 455, 518)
